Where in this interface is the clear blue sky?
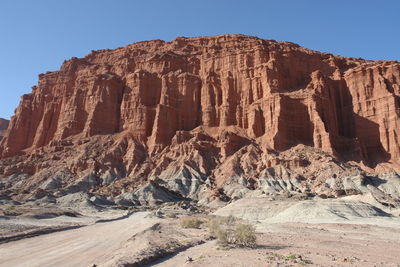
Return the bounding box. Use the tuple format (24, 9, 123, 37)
(1, 0, 399, 119)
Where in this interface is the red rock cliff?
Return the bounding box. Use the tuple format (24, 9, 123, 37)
(1, 34, 400, 168)
(0, 118, 9, 141)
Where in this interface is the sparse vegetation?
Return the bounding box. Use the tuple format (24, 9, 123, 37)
(234, 223, 256, 247)
(286, 254, 297, 260)
(164, 241, 182, 250)
(208, 215, 236, 235)
(179, 215, 257, 248)
(285, 254, 313, 265)
(180, 217, 203, 229)
(166, 212, 177, 218)
(215, 227, 230, 245)
(208, 215, 256, 247)
(267, 252, 313, 265)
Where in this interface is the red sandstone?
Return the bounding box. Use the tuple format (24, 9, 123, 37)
(0, 35, 399, 199)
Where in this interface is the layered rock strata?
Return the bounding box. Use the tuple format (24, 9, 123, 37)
(0, 35, 399, 206)
(0, 118, 9, 141)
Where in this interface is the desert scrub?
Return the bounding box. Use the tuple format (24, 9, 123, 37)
(234, 223, 256, 247)
(286, 254, 297, 260)
(166, 212, 177, 219)
(208, 216, 256, 247)
(180, 217, 203, 229)
(208, 215, 236, 235)
(164, 241, 182, 250)
(285, 254, 313, 265)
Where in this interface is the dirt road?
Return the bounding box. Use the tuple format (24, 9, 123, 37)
(1, 206, 400, 267)
(0, 211, 157, 267)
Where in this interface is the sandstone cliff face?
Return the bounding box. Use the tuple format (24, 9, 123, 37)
(2, 35, 399, 165)
(0, 118, 9, 141)
(0, 35, 400, 206)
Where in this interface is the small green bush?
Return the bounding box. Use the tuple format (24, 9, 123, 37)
(286, 254, 297, 260)
(180, 217, 203, 229)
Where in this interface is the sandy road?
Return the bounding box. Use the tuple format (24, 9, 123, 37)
(0, 211, 157, 267)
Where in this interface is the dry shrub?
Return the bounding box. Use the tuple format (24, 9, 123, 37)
(180, 217, 203, 229)
(208, 215, 235, 234)
(208, 215, 256, 247)
(166, 212, 177, 219)
(234, 223, 256, 247)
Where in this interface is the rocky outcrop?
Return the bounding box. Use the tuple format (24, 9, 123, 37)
(0, 34, 399, 206)
(0, 118, 9, 141)
(2, 35, 399, 165)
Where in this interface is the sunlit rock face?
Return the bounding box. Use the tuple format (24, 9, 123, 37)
(1, 34, 400, 204)
(0, 118, 9, 141)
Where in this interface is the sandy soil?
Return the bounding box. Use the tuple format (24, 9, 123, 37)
(0, 211, 159, 267)
(0, 205, 137, 243)
(1, 199, 400, 267)
(152, 222, 400, 267)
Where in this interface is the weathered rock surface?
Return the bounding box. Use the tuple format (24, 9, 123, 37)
(0, 118, 9, 141)
(215, 197, 400, 224)
(0, 34, 399, 207)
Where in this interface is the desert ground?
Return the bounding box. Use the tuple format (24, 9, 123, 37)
(1, 196, 400, 267)
(0, 211, 159, 266)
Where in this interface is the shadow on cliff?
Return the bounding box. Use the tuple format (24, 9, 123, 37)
(317, 76, 391, 169)
(272, 76, 391, 169)
(273, 96, 314, 151)
(353, 114, 391, 168)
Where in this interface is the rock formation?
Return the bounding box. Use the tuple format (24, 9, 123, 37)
(0, 35, 399, 207)
(0, 118, 9, 141)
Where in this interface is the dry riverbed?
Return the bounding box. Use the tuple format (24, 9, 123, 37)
(0, 200, 400, 267)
